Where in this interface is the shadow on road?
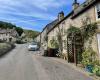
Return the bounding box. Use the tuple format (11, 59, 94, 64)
(0, 46, 16, 59)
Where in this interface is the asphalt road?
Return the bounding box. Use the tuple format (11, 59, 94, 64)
(0, 44, 93, 80)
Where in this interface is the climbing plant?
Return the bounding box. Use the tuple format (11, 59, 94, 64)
(67, 25, 81, 35)
(44, 35, 48, 42)
(81, 16, 98, 43)
(48, 37, 58, 49)
(81, 22, 98, 42)
(56, 26, 63, 56)
(67, 25, 83, 64)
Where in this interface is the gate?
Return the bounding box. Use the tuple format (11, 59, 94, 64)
(67, 33, 83, 65)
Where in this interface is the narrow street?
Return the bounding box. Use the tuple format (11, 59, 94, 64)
(0, 44, 93, 80)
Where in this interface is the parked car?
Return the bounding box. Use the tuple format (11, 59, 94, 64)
(28, 42, 39, 51)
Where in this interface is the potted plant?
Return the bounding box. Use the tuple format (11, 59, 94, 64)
(92, 60, 100, 76)
(82, 48, 96, 73)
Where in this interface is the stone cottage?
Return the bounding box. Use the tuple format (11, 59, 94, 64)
(47, 0, 100, 62)
(35, 0, 100, 62)
(34, 33, 41, 43)
(0, 28, 19, 42)
(38, 19, 58, 50)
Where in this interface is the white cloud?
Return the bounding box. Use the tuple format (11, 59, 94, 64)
(0, 0, 86, 31)
(0, 0, 69, 10)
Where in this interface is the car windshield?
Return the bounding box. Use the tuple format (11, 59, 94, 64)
(31, 43, 37, 45)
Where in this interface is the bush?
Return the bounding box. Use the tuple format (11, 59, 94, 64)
(8, 42, 15, 49)
(82, 48, 97, 67)
(48, 37, 59, 49)
(92, 65, 100, 76)
(81, 48, 100, 77)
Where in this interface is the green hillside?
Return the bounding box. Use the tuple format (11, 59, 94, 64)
(0, 21, 40, 38)
(24, 29, 40, 39)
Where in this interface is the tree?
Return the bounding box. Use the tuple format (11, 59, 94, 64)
(15, 27, 23, 36)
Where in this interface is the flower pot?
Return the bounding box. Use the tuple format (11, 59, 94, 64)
(85, 65, 93, 73)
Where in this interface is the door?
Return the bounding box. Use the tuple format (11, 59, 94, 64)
(9, 38, 12, 42)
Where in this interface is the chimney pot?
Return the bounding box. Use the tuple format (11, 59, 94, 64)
(58, 11, 64, 21)
(72, 0, 79, 10)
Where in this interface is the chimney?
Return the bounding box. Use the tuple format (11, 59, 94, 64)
(72, 0, 79, 10)
(58, 11, 64, 21)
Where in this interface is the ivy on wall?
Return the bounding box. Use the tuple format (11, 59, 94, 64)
(66, 22, 98, 43)
(67, 25, 81, 35)
(44, 35, 48, 42)
(81, 22, 98, 42)
(48, 37, 58, 49)
(66, 22, 98, 64)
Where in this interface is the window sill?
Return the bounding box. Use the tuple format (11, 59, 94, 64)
(96, 18, 100, 22)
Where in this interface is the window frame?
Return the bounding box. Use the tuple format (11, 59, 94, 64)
(95, 2, 100, 21)
(97, 33, 100, 59)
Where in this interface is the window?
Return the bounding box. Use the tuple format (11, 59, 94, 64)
(97, 34, 100, 58)
(96, 3, 100, 19)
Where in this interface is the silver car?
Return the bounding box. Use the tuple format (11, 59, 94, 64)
(28, 43, 39, 51)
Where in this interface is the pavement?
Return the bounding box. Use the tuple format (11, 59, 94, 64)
(0, 44, 93, 80)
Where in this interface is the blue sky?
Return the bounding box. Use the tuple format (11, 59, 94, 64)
(0, 0, 85, 32)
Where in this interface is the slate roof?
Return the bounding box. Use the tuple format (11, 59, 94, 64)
(46, 19, 59, 33)
(41, 19, 59, 34)
(72, 0, 97, 18)
(0, 28, 11, 34)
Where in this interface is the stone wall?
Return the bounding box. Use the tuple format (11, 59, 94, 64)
(0, 43, 15, 56)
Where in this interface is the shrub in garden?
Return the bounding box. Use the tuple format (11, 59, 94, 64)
(92, 65, 100, 76)
(81, 48, 97, 73)
(82, 48, 100, 77)
(82, 48, 96, 66)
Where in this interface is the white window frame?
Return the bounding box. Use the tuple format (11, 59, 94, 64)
(97, 33, 100, 59)
(95, 2, 100, 21)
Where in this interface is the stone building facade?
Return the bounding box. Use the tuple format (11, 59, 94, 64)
(35, 0, 100, 60)
(0, 28, 19, 42)
(47, 0, 100, 59)
(34, 33, 41, 43)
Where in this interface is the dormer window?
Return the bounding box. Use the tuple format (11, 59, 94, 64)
(96, 3, 100, 20)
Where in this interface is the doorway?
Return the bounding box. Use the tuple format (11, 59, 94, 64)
(9, 38, 12, 42)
